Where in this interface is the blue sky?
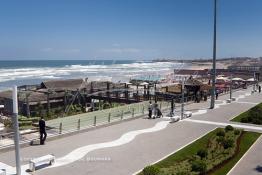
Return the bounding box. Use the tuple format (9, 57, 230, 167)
(0, 0, 261, 60)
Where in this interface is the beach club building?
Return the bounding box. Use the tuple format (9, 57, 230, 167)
(0, 79, 133, 117)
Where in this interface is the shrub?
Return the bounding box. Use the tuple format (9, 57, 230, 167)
(191, 160, 207, 174)
(242, 104, 262, 124)
(216, 129, 225, 137)
(247, 116, 253, 122)
(18, 117, 40, 123)
(142, 165, 160, 175)
(223, 139, 234, 149)
(216, 136, 225, 144)
(225, 125, 234, 132)
(19, 120, 32, 127)
(103, 103, 111, 109)
(240, 117, 248, 123)
(18, 116, 27, 120)
(176, 171, 189, 175)
(234, 130, 240, 135)
(249, 105, 262, 119)
(197, 149, 208, 160)
(253, 119, 262, 125)
(3, 118, 12, 128)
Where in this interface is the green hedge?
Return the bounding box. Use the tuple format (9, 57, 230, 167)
(231, 103, 262, 125)
(142, 165, 160, 175)
(19, 120, 32, 127)
(18, 117, 40, 123)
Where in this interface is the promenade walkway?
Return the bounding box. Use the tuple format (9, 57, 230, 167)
(228, 137, 262, 175)
(0, 86, 261, 175)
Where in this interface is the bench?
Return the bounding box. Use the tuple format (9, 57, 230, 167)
(170, 115, 180, 123)
(184, 111, 192, 118)
(0, 169, 6, 175)
(226, 99, 231, 103)
(29, 154, 55, 172)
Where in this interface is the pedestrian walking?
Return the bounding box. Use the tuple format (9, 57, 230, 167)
(204, 91, 207, 101)
(216, 90, 219, 100)
(148, 101, 152, 119)
(259, 85, 261, 93)
(152, 103, 157, 119)
(39, 117, 47, 145)
(157, 108, 163, 118)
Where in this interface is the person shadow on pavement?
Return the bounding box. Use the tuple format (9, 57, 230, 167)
(255, 165, 262, 173)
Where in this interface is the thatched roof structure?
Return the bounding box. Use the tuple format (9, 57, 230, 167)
(0, 90, 65, 102)
(0, 79, 130, 105)
(0, 90, 13, 102)
(185, 78, 203, 86)
(41, 79, 86, 91)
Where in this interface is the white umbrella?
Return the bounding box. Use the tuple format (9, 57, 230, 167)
(217, 77, 230, 82)
(140, 82, 149, 86)
(246, 78, 255, 82)
(232, 77, 244, 81)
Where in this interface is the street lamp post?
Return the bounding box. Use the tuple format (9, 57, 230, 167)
(253, 72, 256, 91)
(12, 86, 21, 175)
(229, 59, 233, 100)
(210, 0, 217, 109)
(181, 78, 185, 119)
(230, 73, 233, 99)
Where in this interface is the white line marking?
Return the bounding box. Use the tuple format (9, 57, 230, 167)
(2, 121, 170, 174)
(234, 101, 258, 105)
(192, 109, 208, 115)
(51, 121, 170, 168)
(184, 119, 262, 132)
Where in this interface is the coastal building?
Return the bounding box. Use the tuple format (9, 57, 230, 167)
(174, 68, 260, 81)
(0, 79, 133, 117)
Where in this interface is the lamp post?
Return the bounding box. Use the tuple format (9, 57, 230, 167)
(253, 72, 256, 91)
(181, 78, 185, 119)
(12, 86, 21, 175)
(210, 0, 217, 109)
(230, 73, 233, 99)
(229, 58, 233, 100)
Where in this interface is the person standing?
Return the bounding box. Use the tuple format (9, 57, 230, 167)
(216, 90, 219, 100)
(204, 91, 207, 101)
(152, 103, 157, 119)
(148, 101, 152, 119)
(259, 85, 261, 93)
(39, 117, 47, 145)
(157, 107, 163, 118)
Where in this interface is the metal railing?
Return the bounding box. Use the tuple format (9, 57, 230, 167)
(0, 85, 255, 149)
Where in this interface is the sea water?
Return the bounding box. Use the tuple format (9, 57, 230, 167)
(0, 60, 185, 91)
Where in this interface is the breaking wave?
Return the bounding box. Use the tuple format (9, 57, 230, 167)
(0, 61, 186, 90)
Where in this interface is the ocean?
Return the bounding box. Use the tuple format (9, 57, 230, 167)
(0, 60, 186, 91)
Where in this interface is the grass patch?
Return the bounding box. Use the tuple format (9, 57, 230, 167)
(231, 111, 248, 122)
(231, 103, 262, 125)
(156, 130, 213, 168)
(139, 128, 261, 175)
(211, 131, 261, 175)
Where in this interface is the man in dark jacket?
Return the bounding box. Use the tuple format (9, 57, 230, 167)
(39, 117, 47, 145)
(148, 101, 152, 119)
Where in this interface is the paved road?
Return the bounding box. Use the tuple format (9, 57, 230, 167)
(0, 86, 261, 175)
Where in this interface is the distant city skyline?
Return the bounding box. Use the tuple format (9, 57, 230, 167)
(0, 0, 262, 60)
